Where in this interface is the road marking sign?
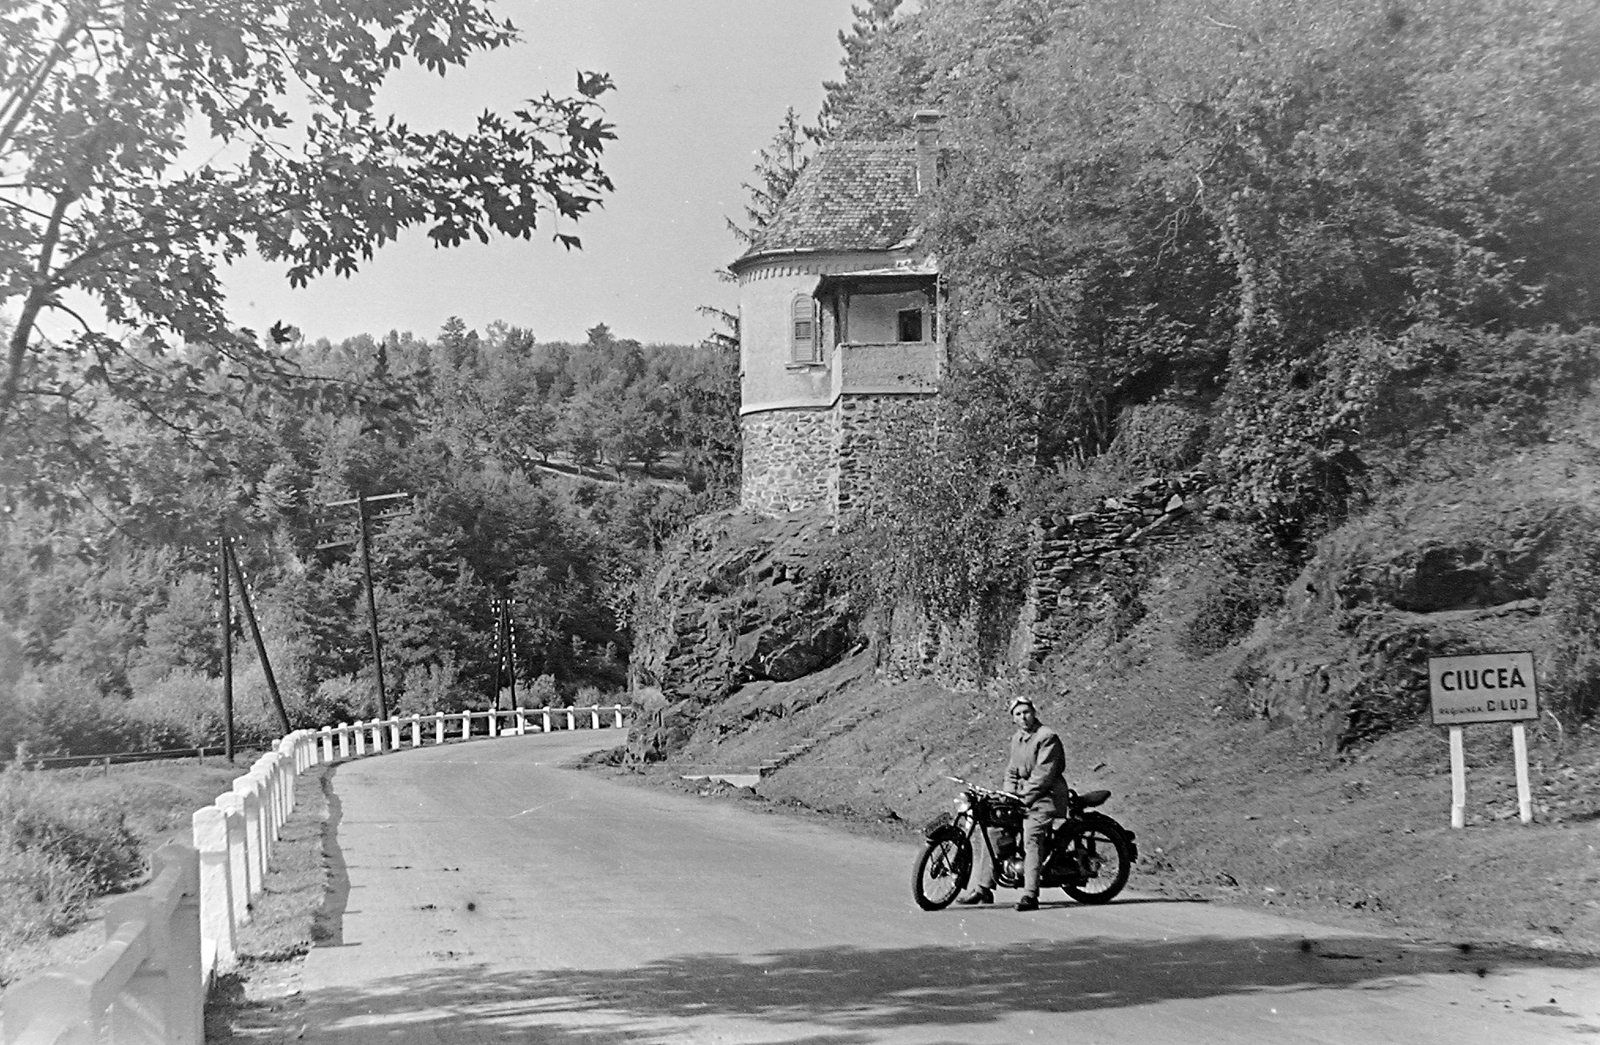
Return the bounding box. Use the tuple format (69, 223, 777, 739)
(1429, 651, 1537, 725)
(1429, 651, 1537, 829)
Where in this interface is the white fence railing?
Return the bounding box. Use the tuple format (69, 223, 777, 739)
(0, 704, 629, 1045)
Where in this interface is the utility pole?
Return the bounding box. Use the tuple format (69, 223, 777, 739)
(492, 596, 506, 711)
(491, 595, 519, 710)
(319, 491, 410, 722)
(356, 491, 388, 721)
(217, 521, 235, 762)
(227, 543, 292, 735)
(504, 600, 518, 709)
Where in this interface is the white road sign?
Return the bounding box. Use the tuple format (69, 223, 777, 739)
(1428, 651, 1538, 725)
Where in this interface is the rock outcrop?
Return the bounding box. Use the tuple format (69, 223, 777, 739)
(1229, 471, 1583, 752)
(626, 510, 860, 762)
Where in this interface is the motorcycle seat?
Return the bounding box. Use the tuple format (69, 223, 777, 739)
(1076, 789, 1111, 808)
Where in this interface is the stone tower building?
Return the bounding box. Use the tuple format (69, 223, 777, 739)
(728, 112, 944, 517)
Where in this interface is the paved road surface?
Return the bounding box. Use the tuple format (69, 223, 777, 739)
(298, 731, 1600, 1044)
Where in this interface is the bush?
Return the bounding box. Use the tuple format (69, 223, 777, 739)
(398, 655, 464, 716)
(573, 684, 607, 707)
(0, 841, 91, 944)
(12, 668, 144, 757)
(0, 761, 142, 952)
(1542, 511, 1600, 724)
(1178, 525, 1294, 657)
(527, 674, 558, 707)
(1108, 401, 1209, 474)
(123, 671, 226, 748)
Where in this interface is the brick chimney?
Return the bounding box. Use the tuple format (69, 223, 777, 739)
(914, 109, 942, 194)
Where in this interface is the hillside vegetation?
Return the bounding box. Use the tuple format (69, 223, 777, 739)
(616, 0, 1600, 950)
(0, 320, 738, 760)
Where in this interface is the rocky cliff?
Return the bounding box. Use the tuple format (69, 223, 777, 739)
(626, 510, 860, 762)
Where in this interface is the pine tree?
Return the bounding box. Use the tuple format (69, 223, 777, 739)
(726, 107, 812, 247)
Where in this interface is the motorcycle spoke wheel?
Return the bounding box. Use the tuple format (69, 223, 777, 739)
(911, 830, 970, 911)
(1059, 821, 1133, 905)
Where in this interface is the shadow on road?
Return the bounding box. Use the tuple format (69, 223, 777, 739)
(296, 930, 1599, 1042)
(312, 765, 350, 947)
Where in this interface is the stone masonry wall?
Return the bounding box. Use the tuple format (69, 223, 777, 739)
(831, 393, 938, 520)
(741, 408, 834, 514)
(1026, 469, 1213, 661)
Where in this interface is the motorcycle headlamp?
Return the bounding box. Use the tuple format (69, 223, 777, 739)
(953, 793, 973, 815)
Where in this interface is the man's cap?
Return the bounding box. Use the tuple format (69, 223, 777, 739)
(1009, 695, 1035, 711)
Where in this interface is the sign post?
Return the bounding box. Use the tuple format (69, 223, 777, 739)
(1428, 651, 1538, 829)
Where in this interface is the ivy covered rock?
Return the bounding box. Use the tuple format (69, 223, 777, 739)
(1228, 439, 1600, 751)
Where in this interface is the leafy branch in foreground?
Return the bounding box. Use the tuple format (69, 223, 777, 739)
(0, 0, 615, 490)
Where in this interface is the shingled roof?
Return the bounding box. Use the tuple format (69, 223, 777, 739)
(735, 141, 922, 265)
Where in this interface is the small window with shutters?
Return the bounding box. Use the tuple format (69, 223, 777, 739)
(791, 295, 819, 363)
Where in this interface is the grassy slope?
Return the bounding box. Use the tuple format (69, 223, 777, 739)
(0, 757, 249, 988)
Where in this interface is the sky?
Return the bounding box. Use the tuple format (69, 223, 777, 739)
(221, 0, 863, 349)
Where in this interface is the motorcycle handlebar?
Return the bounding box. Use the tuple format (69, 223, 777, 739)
(945, 775, 1092, 808)
(945, 775, 1024, 806)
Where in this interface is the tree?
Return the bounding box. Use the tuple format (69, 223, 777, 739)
(727, 106, 812, 247)
(818, 0, 1600, 619)
(0, 0, 615, 502)
(815, 0, 905, 140)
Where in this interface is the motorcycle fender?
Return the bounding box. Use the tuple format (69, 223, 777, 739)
(1082, 812, 1138, 863)
(922, 811, 955, 839)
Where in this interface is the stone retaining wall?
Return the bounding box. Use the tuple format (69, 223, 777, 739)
(741, 407, 834, 514)
(832, 393, 937, 519)
(1025, 469, 1213, 661)
(742, 394, 938, 519)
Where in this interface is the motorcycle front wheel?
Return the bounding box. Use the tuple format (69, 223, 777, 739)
(1059, 817, 1133, 905)
(911, 827, 971, 911)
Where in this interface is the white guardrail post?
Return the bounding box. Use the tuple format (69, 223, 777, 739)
(190, 807, 235, 976)
(434, 712, 446, 744)
(214, 793, 251, 928)
(230, 777, 263, 903)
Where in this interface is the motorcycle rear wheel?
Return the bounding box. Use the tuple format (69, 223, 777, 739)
(911, 827, 971, 911)
(1059, 817, 1133, 905)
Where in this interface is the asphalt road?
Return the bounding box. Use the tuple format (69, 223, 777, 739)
(298, 730, 1600, 1044)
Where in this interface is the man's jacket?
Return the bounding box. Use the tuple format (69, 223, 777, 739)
(1004, 724, 1072, 818)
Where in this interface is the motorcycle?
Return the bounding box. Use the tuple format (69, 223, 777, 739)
(912, 775, 1138, 911)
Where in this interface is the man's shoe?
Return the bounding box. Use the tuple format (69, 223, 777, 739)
(1014, 894, 1039, 912)
(956, 887, 993, 905)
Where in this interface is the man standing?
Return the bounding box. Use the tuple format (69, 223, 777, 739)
(957, 694, 1072, 911)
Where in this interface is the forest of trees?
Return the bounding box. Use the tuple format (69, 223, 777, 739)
(0, 318, 738, 755)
